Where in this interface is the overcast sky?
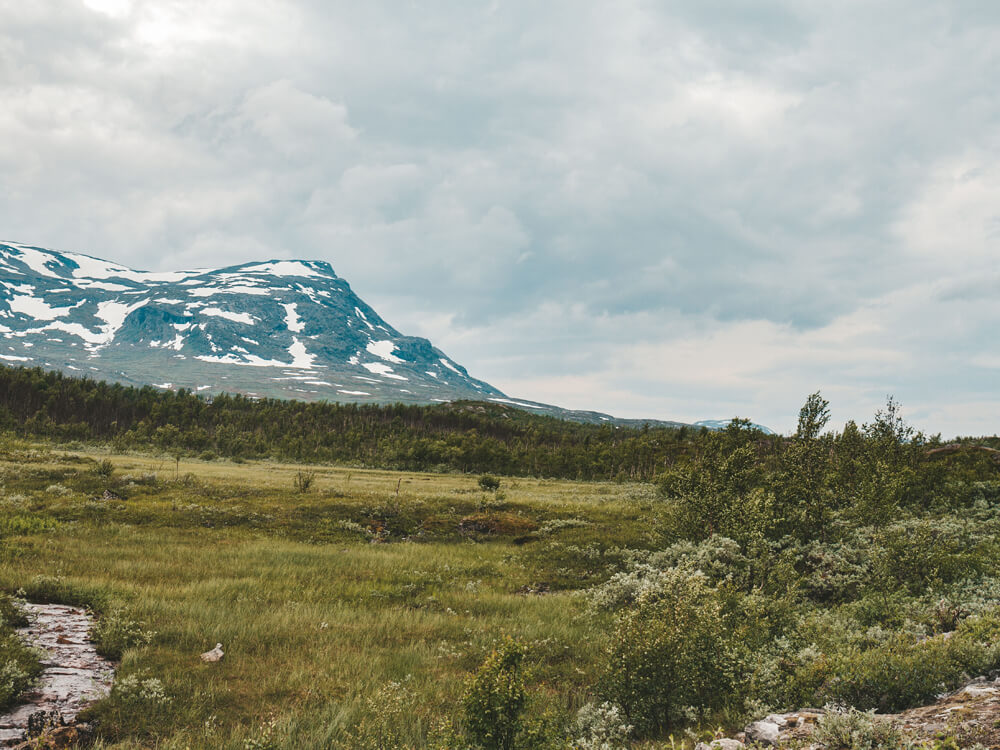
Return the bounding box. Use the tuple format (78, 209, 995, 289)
(2, 1, 998, 435)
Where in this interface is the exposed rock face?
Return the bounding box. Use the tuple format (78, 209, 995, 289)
(0, 604, 114, 748)
(724, 678, 1000, 748)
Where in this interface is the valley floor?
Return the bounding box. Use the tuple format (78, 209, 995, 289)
(0, 445, 653, 748)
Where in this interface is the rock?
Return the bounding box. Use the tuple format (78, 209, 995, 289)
(200, 643, 224, 662)
(695, 740, 745, 750)
(11, 723, 90, 749)
(745, 720, 781, 745)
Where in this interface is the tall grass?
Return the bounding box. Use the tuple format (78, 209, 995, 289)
(0, 447, 636, 747)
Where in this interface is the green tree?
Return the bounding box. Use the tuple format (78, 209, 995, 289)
(796, 391, 830, 440)
(462, 637, 528, 750)
(603, 569, 739, 735)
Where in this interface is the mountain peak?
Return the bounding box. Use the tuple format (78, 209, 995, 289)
(0, 240, 500, 403)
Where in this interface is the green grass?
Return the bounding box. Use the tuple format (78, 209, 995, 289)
(0, 445, 654, 748)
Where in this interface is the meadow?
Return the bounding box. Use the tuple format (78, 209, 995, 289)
(0, 443, 658, 748)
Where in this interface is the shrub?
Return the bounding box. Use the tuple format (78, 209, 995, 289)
(294, 471, 315, 493)
(571, 702, 632, 750)
(92, 459, 115, 478)
(0, 594, 28, 628)
(812, 706, 905, 749)
(91, 608, 155, 659)
(459, 513, 537, 536)
(344, 677, 425, 750)
(0, 514, 59, 537)
(820, 632, 992, 712)
(112, 672, 171, 708)
(602, 569, 739, 735)
(462, 637, 528, 750)
(0, 597, 43, 709)
(478, 475, 501, 492)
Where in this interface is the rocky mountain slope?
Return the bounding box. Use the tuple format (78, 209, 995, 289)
(0, 240, 771, 431)
(0, 240, 503, 405)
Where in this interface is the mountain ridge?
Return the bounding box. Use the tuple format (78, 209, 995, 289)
(0, 240, 772, 432)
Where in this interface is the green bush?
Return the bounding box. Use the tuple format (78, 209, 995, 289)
(294, 470, 315, 493)
(91, 608, 155, 659)
(462, 637, 528, 750)
(0, 596, 42, 709)
(812, 707, 905, 750)
(0, 514, 60, 537)
(602, 569, 739, 735)
(820, 632, 992, 712)
(0, 594, 28, 628)
(478, 475, 501, 492)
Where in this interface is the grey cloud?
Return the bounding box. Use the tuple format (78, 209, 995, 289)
(1, 0, 998, 433)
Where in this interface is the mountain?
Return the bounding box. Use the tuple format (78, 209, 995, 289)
(0, 240, 501, 404)
(0, 240, 773, 433)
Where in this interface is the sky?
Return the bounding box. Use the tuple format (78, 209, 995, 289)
(1, 1, 998, 436)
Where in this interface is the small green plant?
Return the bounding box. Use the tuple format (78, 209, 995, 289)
(91, 608, 155, 659)
(344, 677, 424, 749)
(93, 459, 115, 479)
(571, 701, 632, 750)
(462, 637, 528, 750)
(0, 595, 42, 709)
(294, 470, 315, 493)
(812, 706, 906, 749)
(112, 671, 171, 708)
(478, 475, 501, 493)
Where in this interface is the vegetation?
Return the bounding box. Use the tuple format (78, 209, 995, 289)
(0, 381, 998, 747)
(0, 593, 42, 709)
(0, 364, 700, 480)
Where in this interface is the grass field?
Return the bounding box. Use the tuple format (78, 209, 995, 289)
(0, 442, 664, 748)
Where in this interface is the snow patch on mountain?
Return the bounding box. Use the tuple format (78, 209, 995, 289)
(202, 308, 256, 325)
(9, 295, 74, 321)
(366, 340, 403, 363)
(282, 303, 303, 332)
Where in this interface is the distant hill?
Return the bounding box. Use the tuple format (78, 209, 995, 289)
(694, 419, 776, 435)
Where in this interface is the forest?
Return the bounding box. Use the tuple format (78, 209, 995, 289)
(0, 364, 707, 479)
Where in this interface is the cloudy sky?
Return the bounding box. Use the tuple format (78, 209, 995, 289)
(2, 1, 998, 435)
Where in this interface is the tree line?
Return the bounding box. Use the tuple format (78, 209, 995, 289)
(0, 365, 702, 479)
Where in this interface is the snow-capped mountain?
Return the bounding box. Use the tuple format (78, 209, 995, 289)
(0, 240, 502, 403)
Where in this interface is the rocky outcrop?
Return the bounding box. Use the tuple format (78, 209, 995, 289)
(700, 677, 1000, 748)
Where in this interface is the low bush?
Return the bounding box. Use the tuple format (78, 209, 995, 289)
(90, 608, 155, 660)
(819, 632, 993, 712)
(463, 637, 528, 750)
(478, 475, 501, 492)
(459, 512, 537, 536)
(602, 569, 740, 735)
(812, 706, 905, 750)
(0, 596, 42, 709)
